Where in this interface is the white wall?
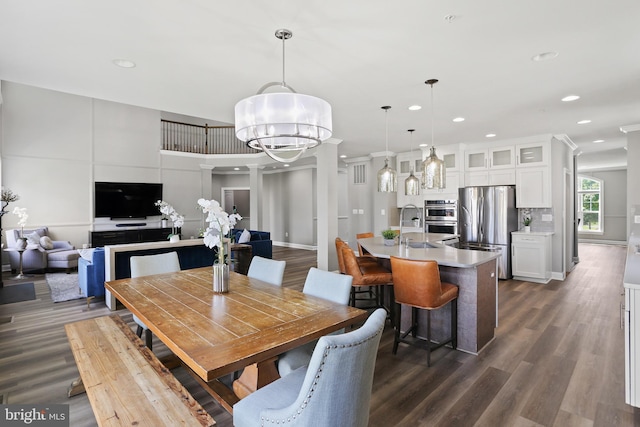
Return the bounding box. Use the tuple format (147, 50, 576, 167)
(1, 82, 228, 248)
(627, 129, 640, 235)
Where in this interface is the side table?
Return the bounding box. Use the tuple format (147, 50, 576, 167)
(5, 247, 32, 279)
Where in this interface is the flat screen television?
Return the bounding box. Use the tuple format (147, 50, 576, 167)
(94, 182, 163, 219)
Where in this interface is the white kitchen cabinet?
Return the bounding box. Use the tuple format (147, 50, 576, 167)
(516, 141, 548, 167)
(489, 146, 515, 169)
(511, 232, 553, 283)
(624, 233, 640, 407)
(424, 172, 460, 200)
(464, 146, 516, 186)
(465, 149, 488, 171)
(515, 166, 551, 208)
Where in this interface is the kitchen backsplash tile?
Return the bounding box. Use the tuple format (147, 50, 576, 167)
(519, 208, 554, 232)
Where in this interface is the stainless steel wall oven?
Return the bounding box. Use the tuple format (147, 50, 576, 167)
(424, 200, 458, 235)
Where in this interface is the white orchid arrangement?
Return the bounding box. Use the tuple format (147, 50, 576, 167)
(155, 200, 184, 235)
(12, 206, 28, 237)
(197, 198, 242, 264)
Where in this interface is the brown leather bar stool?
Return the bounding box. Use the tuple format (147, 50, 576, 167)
(340, 242, 393, 314)
(390, 256, 458, 366)
(336, 237, 382, 307)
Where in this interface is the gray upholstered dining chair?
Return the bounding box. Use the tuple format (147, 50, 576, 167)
(129, 251, 181, 350)
(233, 308, 386, 427)
(247, 255, 286, 286)
(277, 267, 353, 377)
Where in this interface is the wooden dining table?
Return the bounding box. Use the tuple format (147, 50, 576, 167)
(105, 267, 367, 413)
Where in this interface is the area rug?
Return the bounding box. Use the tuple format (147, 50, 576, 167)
(0, 283, 36, 305)
(45, 273, 84, 302)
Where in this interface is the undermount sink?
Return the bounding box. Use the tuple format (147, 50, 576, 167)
(407, 241, 439, 249)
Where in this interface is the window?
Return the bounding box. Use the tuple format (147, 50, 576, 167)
(577, 175, 603, 233)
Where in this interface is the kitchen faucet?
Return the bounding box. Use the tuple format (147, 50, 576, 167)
(399, 204, 422, 247)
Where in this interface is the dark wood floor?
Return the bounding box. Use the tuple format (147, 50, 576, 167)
(0, 244, 638, 426)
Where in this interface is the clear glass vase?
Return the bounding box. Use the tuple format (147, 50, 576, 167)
(213, 262, 229, 293)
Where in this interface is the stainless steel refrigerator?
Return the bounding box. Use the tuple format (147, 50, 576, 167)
(457, 185, 518, 279)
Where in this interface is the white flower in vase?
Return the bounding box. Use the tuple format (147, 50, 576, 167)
(12, 206, 28, 238)
(197, 198, 242, 264)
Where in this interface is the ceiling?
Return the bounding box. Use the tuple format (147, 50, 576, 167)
(1, 0, 638, 171)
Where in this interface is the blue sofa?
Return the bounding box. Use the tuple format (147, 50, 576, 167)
(232, 229, 272, 259)
(78, 247, 105, 304)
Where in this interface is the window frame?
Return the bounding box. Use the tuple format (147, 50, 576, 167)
(577, 175, 603, 235)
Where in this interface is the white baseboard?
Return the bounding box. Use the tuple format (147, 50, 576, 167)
(272, 241, 317, 251)
(578, 238, 627, 246)
(551, 271, 566, 281)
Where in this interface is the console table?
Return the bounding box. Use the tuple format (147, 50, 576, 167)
(90, 228, 173, 247)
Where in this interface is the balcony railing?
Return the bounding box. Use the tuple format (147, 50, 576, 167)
(161, 119, 259, 155)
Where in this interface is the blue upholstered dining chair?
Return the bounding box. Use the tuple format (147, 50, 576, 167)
(129, 251, 181, 350)
(277, 267, 353, 377)
(247, 255, 286, 286)
(233, 308, 386, 427)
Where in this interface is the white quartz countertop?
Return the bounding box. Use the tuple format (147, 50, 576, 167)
(358, 232, 500, 268)
(624, 233, 640, 289)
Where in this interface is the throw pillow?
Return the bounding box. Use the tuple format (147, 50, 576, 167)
(25, 231, 41, 246)
(238, 229, 252, 244)
(39, 236, 54, 250)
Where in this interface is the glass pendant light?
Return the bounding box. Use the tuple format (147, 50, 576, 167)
(405, 129, 420, 196)
(377, 106, 397, 192)
(421, 79, 446, 189)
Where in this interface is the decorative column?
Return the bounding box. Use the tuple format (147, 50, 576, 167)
(316, 139, 341, 271)
(247, 164, 264, 231)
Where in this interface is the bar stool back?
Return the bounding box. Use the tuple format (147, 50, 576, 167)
(390, 256, 459, 366)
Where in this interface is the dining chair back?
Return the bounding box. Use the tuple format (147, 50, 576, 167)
(233, 308, 387, 427)
(302, 267, 352, 303)
(277, 268, 353, 376)
(130, 251, 181, 278)
(129, 251, 181, 350)
(247, 255, 286, 286)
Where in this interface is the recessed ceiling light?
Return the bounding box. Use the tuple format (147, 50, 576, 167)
(593, 139, 604, 143)
(452, 117, 465, 123)
(112, 59, 136, 68)
(577, 119, 591, 125)
(234, 167, 240, 171)
(562, 95, 580, 102)
(339, 154, 347, 158)
(284, 164, 290, 167)
(408, 105, 422, 111)
(531, 51, 558, 62)
(485, 133, 496, 138)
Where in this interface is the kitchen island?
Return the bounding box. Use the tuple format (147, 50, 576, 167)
(358, 232, 499, 354)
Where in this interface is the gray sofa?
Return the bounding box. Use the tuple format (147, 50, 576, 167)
(7, 227, 79, 273)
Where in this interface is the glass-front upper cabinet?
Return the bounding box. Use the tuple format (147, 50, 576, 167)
(465, 149, 487, 171)
(489, 146, 515, 169)
(516, 141, 548, 167)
